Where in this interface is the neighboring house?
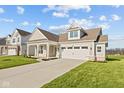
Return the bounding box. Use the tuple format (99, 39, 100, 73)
(27, 23, 108, 61)
(0, 38, 8, 55)
(0, 29, 31, 56)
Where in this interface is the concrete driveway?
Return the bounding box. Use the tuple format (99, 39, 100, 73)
(0, 59, 84, 88)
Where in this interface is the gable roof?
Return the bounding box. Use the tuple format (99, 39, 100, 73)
(98, 35, 108, 42)
(59, 28, 102, 42)
(37, 28, 59, 42)
(16, 28, 31, 36)
(0, 38, 6, 45)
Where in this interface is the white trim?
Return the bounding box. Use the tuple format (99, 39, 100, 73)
(28, 27, 48, 42)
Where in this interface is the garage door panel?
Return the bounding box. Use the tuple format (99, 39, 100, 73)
(74, 49, 89, 59)
(8, 48, 17, 55)
(61, 49, 73, 59)
(61, 48, 89, 60)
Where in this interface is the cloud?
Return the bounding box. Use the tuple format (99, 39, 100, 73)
(0, 18, 14, 23)
(109, 35, 124, 42)
(42, 5, 56, 13)
(111, 14, 121, 21)
(49, 18, 95, 34)
(112, 5, 120, 8)
(17, 6, 24, 14)
(35, 22, 41, 26)
(0, 8, 4, 14)
(69, 18, 95, 29)
(21, 21, 41, 27)
(43, 5, 91, 18)
(21, 21, 29, 26)
(53, 12, 69, 17)
(98, 23, 110, 30)
(99, 15, 107, 21)
(88, 16, 93, 19)
(49, 24, 69, 34)
(49, 15, 116, 34)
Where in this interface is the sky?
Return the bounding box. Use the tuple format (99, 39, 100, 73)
(0, 5, 124, 48)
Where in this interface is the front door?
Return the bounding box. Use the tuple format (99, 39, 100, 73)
(39, 46, 44, 57)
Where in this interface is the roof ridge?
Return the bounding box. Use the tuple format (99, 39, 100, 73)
(16, 28, 31, 36)
(37, 27, 58, 36)
(16, 28, 31, 34)
(85, 27, 101, 31)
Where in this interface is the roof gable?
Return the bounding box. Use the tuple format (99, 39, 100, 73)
(16, 29, 31, 36)
(37, 28, 59, 42)
(59, 28, 102, 42)
(98, 35, 108, 43)
(11, 29, 31, 39)
(28, 28, 48, 41)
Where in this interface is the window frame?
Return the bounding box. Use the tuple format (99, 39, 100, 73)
(69, 31, 78, 38)
(39, 46, 43, 54)
(67, 47, 73, 49)
(17, 37, 20, 42)
(97, 46, 102, 52)
(12, 38, 16, 43)
(61, 47, 66, 50)
(81, 46, 88, 49)
(74, 46, 80, 49)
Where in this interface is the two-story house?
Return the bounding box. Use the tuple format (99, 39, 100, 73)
(27, 23, 108, 61)
(0, 28, 31, 56)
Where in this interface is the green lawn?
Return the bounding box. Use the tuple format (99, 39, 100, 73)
(42, 55, 124, 88)
(0, 56, 37, 69)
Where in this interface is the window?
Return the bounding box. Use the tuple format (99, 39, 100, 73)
(68, 47, 72, 49)
(73, 31, 78, 37)
(39, 46, 43, 54)
(74, 46, 80, 49)
(7, 41, 10, 44)
(70, 32, 73, 38)
(17, 37, 20, 42)
(70, 31, 78, 38)
(97, 46, 101, 52)
(90, 47, 92, 50)
(13, 38, 15, 43)
(81, 46, 88, 49)
(61, 47, 66, 49)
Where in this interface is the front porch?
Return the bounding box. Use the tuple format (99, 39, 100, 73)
(27, 42, 59, 59)
(0, 46, 8, 55)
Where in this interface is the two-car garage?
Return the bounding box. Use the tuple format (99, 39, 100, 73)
(8, 48, 17, 55)
(60, 43, 91, 60)
(7, 46, 20, 56)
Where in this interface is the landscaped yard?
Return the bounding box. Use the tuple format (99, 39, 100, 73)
(0, 56, 37, 69)
(42, 55, 124, 88)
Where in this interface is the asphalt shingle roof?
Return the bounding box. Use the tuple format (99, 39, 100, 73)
(0, 38, 6, 45)
(37, 28, 59, 42)
(16, 28, 31, 36)
(59, 28, 102, 42)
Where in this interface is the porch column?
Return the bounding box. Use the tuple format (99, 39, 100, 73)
(47, 43, 49, 59)
(37, 44, 39, 57)
(34, 46, 37, 57)
(27, 44, 29, 56)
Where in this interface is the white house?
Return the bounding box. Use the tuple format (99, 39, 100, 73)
(0, 28, 31, 56)
(27, 23, 108, 61)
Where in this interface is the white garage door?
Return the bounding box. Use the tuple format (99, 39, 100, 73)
(61, 46, 89, 60)
(8, 48, 17, 55)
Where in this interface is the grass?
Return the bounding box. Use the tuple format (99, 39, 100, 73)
(0, 56, 38, 69)
(42, 55, 124, 88)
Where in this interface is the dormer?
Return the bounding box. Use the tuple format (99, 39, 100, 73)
(6, 34, 11, 45)
(67, 22, 87, 40)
